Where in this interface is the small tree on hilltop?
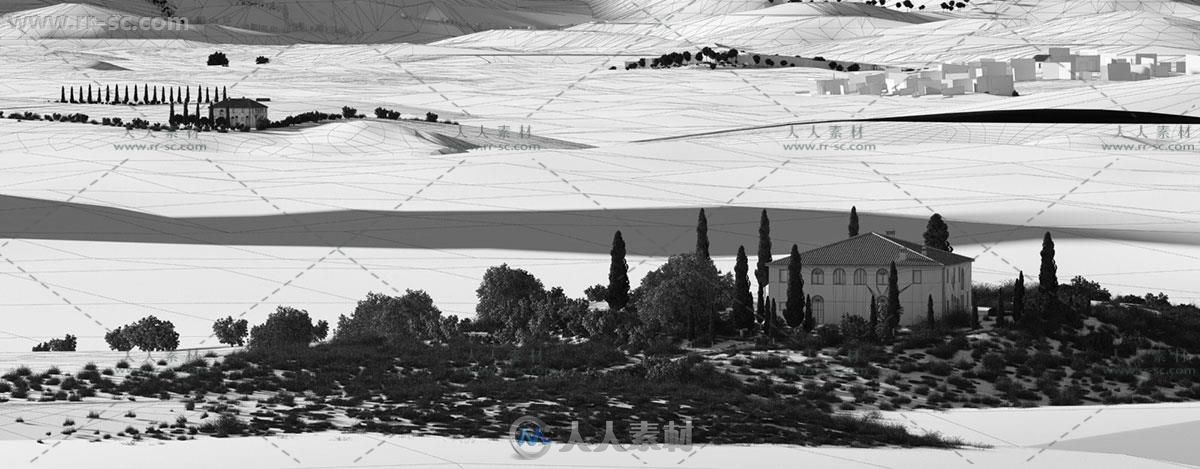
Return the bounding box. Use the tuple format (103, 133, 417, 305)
(212, 316, 249, 347)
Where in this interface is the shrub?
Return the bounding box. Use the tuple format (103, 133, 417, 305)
(926, 360, 953, 376)
(255, 56, 269, 64)
(207, 52, 229, 66)
(116, 360, 130, 369)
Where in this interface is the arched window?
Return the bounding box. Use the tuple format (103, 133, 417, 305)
(833, 268, 846, 285)
(853, 268, 867, 285)
(812, 268, 824, 285)
(812, 296, 825, 324)
(876, 268, 888, 285)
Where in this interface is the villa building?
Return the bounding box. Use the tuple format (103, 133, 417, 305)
(764, 232, 974, 327)
(209, 97, 269, 129)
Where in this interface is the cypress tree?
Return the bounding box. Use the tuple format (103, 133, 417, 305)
(169, 101, 175, 123)
(1038, 232, 1059, 326)
(185, 87, 190, 104)
(151, 86, 157, 103)
(849, 206, 860, 237)
(883, 261, 901, 341)
(767, 299, 777, 338)
(733, 246, 755, 332)
(755, 209, 772, 327)
(69, 87, 75, 103)
(105, 85, 110, 103)
(868, 294, 879, 341)
(143, 84, 149, 103)
(222, 86, 227, 101)
(606, 230, 629, 311)
(927, 294, 935, 326)
(124, 85, 130, 104)
(169, 87, 174, 103)
(60, 86, 66, 103)
(923, 213, 952, 252)
(133, 85, 139, 103)
(204, 87, 210, 104)
(803, 294, 814, 332)
(195, 100, 200, 117)
(784, 244, 804, 327)
(87, 85, 93, 103)
(696, 208, 709, 259)
(1013, 271, 1026, 322)
(996, 296, 1007, 326)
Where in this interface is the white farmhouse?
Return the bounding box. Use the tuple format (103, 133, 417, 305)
(209, 97, 269, 129)
(764, 232, 974, 326)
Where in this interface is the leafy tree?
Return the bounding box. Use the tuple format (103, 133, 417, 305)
(1062, 275, 1111, 302)
(32, 334, 77, 352)
(848, 206, 860, 237)
(923, 213, 952, 252)
(248, 306, 324, 352)
(207, 51, 229, 66)
(783, 244, 804, 327)
(109, 316, 179, 352)
(104, 326, 133, 352)
(732, 246, 756, 331)
(696, 208, 709, 259)
(584, 284, 608, 302)
(335, 290, 451, 343)
(476, 264, 544, 327)
(212, 316, 249, 347)
(882, 262, 901, 341)
(636, 253, 723, 340)
(755, 209, 772, 327)
(498, 287, 588, 345)
(607, 231, 630, 311)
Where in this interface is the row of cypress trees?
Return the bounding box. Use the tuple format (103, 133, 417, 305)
(58, 84, 228, 105)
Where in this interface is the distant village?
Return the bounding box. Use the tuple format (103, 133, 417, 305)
(812, 48, 1196, 97)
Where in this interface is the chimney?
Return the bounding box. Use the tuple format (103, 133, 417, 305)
(885, 230, 896, 236)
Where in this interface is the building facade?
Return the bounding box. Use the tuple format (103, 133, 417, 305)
(209, 98, 269, 129)
(764, 232, 973, 327)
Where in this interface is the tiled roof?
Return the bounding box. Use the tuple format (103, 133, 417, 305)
(767, 232, 973, 267)
(210, 98, 268, 109)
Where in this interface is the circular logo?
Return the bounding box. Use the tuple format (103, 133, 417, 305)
(509, 415, 552, 459)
